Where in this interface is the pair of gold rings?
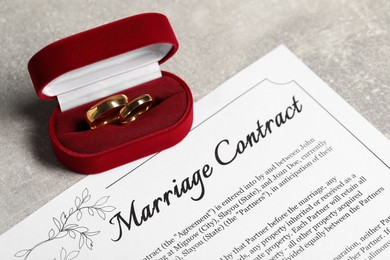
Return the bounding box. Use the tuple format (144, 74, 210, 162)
(86, 94, 153, 129)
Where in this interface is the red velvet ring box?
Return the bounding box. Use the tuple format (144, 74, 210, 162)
(28, 13, 193, 174)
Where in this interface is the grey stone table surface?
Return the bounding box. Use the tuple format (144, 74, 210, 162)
(0, 0, 389, 235)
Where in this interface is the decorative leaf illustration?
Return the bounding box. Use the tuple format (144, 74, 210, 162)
(82, 189, 88, 200)
(48, 229, 55, 239)
(96, 209, 106, 220)
(64, 224, 78, 231)
(75, 197, 81, 208)
(101, 206, 116, 212)
(86, 237, 93, 250)
(60, 247, 66, 260)
(53, 217, 61, 231)
(67, 250, 80, 260)
(69, 230, 76, 239)
(85, 231, 100, 237)
(60, 212, 66, 225)
(75, 226, 88, 233)
(76, 210, 82, 221)
(84, 195, 91, 203)
(57, 231, 68, 239)
(78, 234, 85, 249)
(64, 224, 78, 230)
(15, 188, 116, 260)
(14, 249, 30, 257)
(93, 196, 109, 207)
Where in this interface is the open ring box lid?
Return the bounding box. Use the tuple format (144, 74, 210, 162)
(28, 13, 193, 174)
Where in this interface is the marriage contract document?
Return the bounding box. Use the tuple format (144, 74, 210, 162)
(1, 45, 390, 260)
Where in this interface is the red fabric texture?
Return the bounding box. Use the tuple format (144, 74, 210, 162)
(28, 13, 193, 174)
(28, 13, 178, 100)
(50, 72, 193, 174)
(56, 74, 188, 154)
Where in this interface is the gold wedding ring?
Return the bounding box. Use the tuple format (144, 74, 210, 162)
(86, 94, 128, 129)
(86, 94, 153, 129)
(119, 94, 153, 124)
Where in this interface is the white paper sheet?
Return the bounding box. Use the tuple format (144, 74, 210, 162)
(1, 45, 390, 260)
